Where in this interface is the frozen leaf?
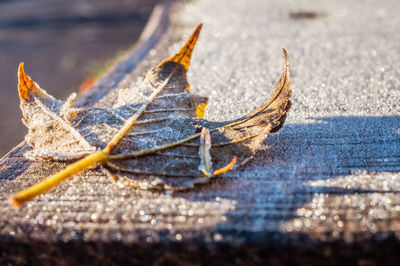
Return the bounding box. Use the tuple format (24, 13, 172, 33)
(10, 24, 292, 208)
(18, 64, 96, 160)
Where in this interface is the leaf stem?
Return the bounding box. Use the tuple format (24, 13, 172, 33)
(103, 79, 170, 154)
(108, 132, 202, 160)
(10, 151, 109, 208)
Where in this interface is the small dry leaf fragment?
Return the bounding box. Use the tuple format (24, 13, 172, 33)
(198, 128, 213, 177)
(10, 24, 292, 208)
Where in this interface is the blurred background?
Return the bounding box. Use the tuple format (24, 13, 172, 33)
(0, 0, 163, 157)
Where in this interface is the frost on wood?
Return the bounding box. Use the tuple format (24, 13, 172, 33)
(11, 24, 292, 207)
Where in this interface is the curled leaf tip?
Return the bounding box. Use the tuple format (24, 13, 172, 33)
(18, 62, 41, 102)
(18, 62, 29, 85)
(18, 62, 33, 101)
(166, 23, 202, 71)
(17, 62, 49, 102)
(214, 156, 237, 176)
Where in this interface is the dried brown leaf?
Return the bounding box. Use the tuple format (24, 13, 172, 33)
(11, 24, 292, 207)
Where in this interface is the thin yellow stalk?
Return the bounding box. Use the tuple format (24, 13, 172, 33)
(10, 151, 109, 208)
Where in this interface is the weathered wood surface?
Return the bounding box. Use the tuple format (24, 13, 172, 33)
(1, 0, 400, 264)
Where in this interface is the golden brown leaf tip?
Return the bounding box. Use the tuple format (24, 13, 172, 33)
(18, 62, 31, 101)
(164, 23, 202, 71)
(18, 62, 44, 102)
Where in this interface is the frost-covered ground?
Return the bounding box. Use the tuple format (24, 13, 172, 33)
(171, 0, 400, 239)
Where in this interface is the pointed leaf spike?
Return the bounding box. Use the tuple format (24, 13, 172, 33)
(195, 98, 208, 118)
(282, 48, 290, 79)
(167, 23, 202, 71)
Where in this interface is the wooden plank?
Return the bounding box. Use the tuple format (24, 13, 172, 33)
(1, 0, 400, 264)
